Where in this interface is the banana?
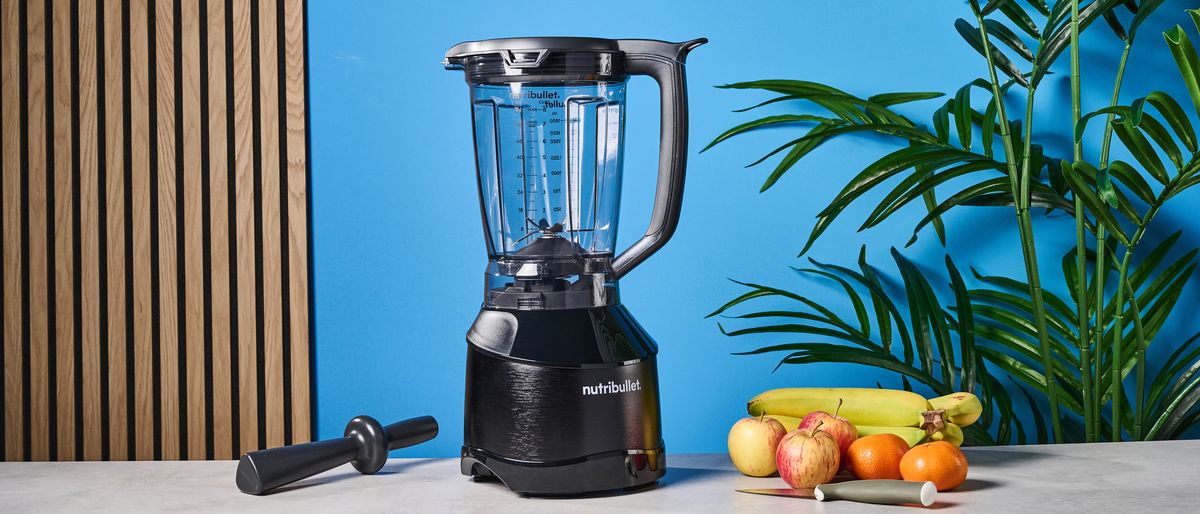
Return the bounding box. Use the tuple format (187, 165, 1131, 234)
(748, 388, 932, 427)
(927, 392, 983, 427)
(856, 425, 927, 448)
(764, 414, 803, 432)
(928, 422, 964, 447)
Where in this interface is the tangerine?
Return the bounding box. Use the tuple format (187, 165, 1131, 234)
(899, 441, 968, 491)
(844, 433, 908, 479)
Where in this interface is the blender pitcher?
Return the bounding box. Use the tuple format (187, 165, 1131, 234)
(445, 37, 704, 495)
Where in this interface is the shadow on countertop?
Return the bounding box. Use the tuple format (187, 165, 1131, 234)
(963, 446, 1055, 468)
(660, 466, 739, 486)
(264, 458, 444, 495)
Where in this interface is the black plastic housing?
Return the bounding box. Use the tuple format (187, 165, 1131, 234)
(461, 305, 665, 495)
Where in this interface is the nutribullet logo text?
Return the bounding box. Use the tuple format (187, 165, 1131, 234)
(581, 379, 641, 396)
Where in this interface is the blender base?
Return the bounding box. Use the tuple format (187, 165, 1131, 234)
(461, 305, 666, 496)
(460, 446, 665, 496)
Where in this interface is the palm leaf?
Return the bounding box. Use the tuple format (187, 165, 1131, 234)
(701, 114, 844, 152)
(1036, 0, 1125, 85)
(1144, 91, 1197, 153)
(1163, 17, 1200, 120)
(956, 18, 1031, 87)
(948, 256, 979, 393)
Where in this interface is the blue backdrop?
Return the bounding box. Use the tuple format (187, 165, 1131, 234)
(307, 0, 1200, 456)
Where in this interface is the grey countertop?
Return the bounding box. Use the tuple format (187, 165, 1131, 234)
(2, 440, 1198, 513)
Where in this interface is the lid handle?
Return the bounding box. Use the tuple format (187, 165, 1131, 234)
(500, 49, 550, 68)
(610, 38, 706, 278)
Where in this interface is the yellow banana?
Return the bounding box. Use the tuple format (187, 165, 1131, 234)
(928, 392, 983, 427)
(764, 414, 803, 432)
(856, 425, 927, 448)
(748, 388, 932, 427)
(928, 422, 964, 446)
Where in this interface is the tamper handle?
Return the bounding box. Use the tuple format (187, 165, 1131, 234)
(236, 415, 439, 495)
(386, 415, 439, 451)
(236, 437, 357, 495)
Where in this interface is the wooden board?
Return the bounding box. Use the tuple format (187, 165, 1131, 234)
(0, 0, 312, 461)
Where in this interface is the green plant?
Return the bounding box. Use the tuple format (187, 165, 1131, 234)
(710, 247, 1019, 444)
(706, 1, 1200, 443)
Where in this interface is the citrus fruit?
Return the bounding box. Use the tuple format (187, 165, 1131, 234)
(899, 441, 968, 491)
(844, 433, 908, 479)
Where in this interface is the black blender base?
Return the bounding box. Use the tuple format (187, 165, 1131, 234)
(461, 446, 665, 496)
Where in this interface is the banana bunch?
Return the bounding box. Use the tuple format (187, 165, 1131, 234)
(749, 388, 931, 427)
(748, 388, 983, 447)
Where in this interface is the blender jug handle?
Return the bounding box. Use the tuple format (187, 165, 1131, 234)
(611, 38, 707, 278)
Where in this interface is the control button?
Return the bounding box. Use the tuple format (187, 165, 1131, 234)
(625, 453, 648, 478)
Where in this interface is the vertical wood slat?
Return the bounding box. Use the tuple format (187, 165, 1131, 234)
(101, 0, 127, 461)
(153, 0, 180, 461)
(2, 0, 311, 461)
(129, 0, 154, 462)
(256, 0, 283, 451)
(27, 0, 52, 462)
(230, 0, 258, 455)
(204, 0, 231, 461)
(281, 0, 308, 444)
(1, 0, 24, 463)
(180, 0, 205, 461)
(51, 0, 76, 463)
(77, 0, 103, 462)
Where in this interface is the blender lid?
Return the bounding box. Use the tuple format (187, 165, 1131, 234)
(444, 37, 619, 64)
(443, 37, 628, 81)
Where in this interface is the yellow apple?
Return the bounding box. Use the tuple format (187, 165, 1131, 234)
(727, 416, 788, 477)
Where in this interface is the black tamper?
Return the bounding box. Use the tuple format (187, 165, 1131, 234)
(236, 415, 438, 495)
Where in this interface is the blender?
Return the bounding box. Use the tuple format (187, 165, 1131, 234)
(444, 37, 705, 495)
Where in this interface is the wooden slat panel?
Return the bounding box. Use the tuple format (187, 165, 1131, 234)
(257, 0, 284, 450)
(153, 0, 180, 461)
(180, 0, 205, 460)
(1, 0, 24, 462)
(2, 0, 311, 461)
(51, 0, 76, 462)
(282, 0, 309, 444)
(101, 0, 127, 461)
(27, 0, 52, 462)
(230, 0, 258, 454)
(77, 0, 103, 462)
(204, 0, 232, 461)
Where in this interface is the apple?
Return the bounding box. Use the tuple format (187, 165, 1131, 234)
(776, 427, 841, 488)
(798, 410, 858, 457)
(727, 416, 788, 477)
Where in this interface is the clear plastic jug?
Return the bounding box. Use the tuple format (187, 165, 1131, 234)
(445, 38, 705, 310)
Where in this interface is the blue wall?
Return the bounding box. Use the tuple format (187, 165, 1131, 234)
(307, 0, 1200, 456)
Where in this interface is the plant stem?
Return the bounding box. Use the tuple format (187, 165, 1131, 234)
(974, 7, 1063, 443)
(1127, 281, 1147, 439)
(1093, 228, 1107, 438)
(1111, 253, 1130, 441)
(1096, 40, 1134, 442)
(1109, 204, 1158, 440)
(1069, 0, 1093, 443)
(1020, 87, 1063, 442)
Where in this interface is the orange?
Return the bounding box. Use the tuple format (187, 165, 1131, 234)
(844, 433, 908, 479)
(899, 441, 968, 491)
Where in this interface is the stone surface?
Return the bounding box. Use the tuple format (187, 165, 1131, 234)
(2, 441, 1198, 512)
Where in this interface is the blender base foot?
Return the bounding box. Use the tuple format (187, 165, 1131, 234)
(460, 446, 665, 496)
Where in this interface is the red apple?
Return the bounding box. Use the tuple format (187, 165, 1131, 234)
(727, 416, 788, 477)
(798, 410, 858, 457)
(776, 427, 840, 488)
